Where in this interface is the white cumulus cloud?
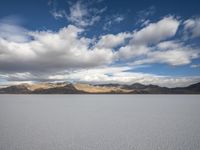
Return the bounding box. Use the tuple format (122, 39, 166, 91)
(131, 16, 180, 45)
(95, 32, 132, 49)
(184, 17, 200, 38)
(0, 15, 199, 86)
(133, 41, 199, 66)
(0, 25, 114, 73)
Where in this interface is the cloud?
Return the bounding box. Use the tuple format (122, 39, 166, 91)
(0, 16, 30, 42)
(1, 72, 34, 81)
(47, 66, 200, 88)
(132, 41, 199, 66)
(48, 0, 106, 26)
(0, 16, 197, 70)
(48, 0, 53, 6)
(113, 15, 124, 23)
(118, 45, 149, 59)
(191, 64, 200, 68)
(117, 16, 181, 60)
(103, 15, 125, 30)
(50, 10, 65, 19)
(48, 0, 66, 19)
(95, 32, 131, 49)
(0, 25, 114, 73)
(66, 1, 105, 27)
(2, 66, 199, 88)
(0, 15, 199, 86)
(136, 6, 156, 26)
(184, 17, 200, 38)
(131, 16, 180, 45)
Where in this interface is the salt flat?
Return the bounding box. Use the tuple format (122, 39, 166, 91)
(0, 95, 200, 150)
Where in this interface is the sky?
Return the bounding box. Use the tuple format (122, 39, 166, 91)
(0, 0, 200, 87)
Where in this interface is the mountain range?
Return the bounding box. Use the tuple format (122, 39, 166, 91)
(0, 82, 200, 94)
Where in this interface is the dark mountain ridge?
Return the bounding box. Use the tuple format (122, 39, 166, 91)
(0, 82, 199, 94)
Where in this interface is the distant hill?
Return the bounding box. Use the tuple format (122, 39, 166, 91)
(0, 82, 199, 94)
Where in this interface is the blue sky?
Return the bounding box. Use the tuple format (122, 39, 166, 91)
(0, 0, 200, 87)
